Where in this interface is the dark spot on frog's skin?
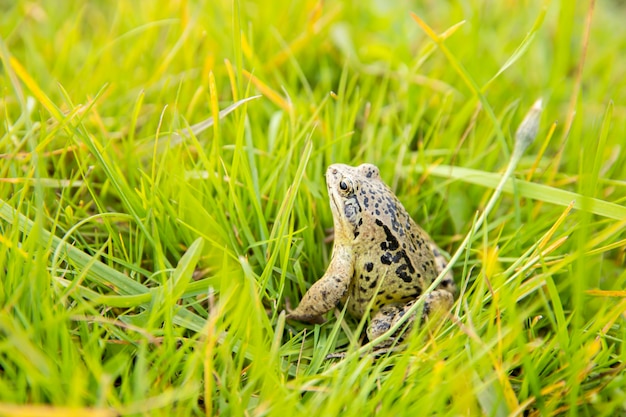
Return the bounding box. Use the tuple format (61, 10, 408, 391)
(391, 219, 402, 233)
(392, 250, 416, 282)
(352, 221, 362, 236)
(375, 219, 399, 251)
(381, 252, 393, 265)
(363, 196, 369, 207)
(359, 285, 367, 293)
(365, 262, 374, 272)
(369, 280, 378, 289)
(385, 294, 394, 300)
(386, 201, 396, 211)
(395, 264, 413, 283)
(364, 275, 370, 282)
(422, 261, 436, 275)
(397, 250, 410, 263)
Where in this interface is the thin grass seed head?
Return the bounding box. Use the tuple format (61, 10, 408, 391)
(513, 98, 543, 159)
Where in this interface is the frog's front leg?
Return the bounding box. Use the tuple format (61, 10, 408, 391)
(286, 245, 354, 324)
(367, 290, 454, 347)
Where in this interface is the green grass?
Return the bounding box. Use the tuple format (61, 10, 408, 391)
(1, 0, 625, 415)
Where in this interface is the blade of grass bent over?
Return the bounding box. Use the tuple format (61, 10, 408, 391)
(416, 165, 626, 221)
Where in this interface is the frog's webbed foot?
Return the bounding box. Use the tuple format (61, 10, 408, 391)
(366, 290, 454, 348)
(284, 299, 326, 325)
(285, 310, 326, 325)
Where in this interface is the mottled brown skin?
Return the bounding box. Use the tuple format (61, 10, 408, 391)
(287, 163, 456, 345)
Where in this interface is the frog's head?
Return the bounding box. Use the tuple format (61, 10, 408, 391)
(326, 163, 380, 242)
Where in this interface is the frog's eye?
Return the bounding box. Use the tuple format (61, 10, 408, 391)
(338, 178, 353, 194)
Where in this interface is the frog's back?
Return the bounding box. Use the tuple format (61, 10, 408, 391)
(343, 171, 441, 318)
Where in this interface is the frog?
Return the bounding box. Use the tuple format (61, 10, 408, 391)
(286, 163, 456, 347)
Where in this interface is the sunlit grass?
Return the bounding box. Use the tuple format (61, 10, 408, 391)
(1, 0, 625, 415)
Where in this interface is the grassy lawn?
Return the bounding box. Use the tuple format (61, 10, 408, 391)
(1, 0, 626, 415)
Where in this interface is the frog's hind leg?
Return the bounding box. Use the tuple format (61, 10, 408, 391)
(367, 304, 413, 349)
(366, 290, 454, 348)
